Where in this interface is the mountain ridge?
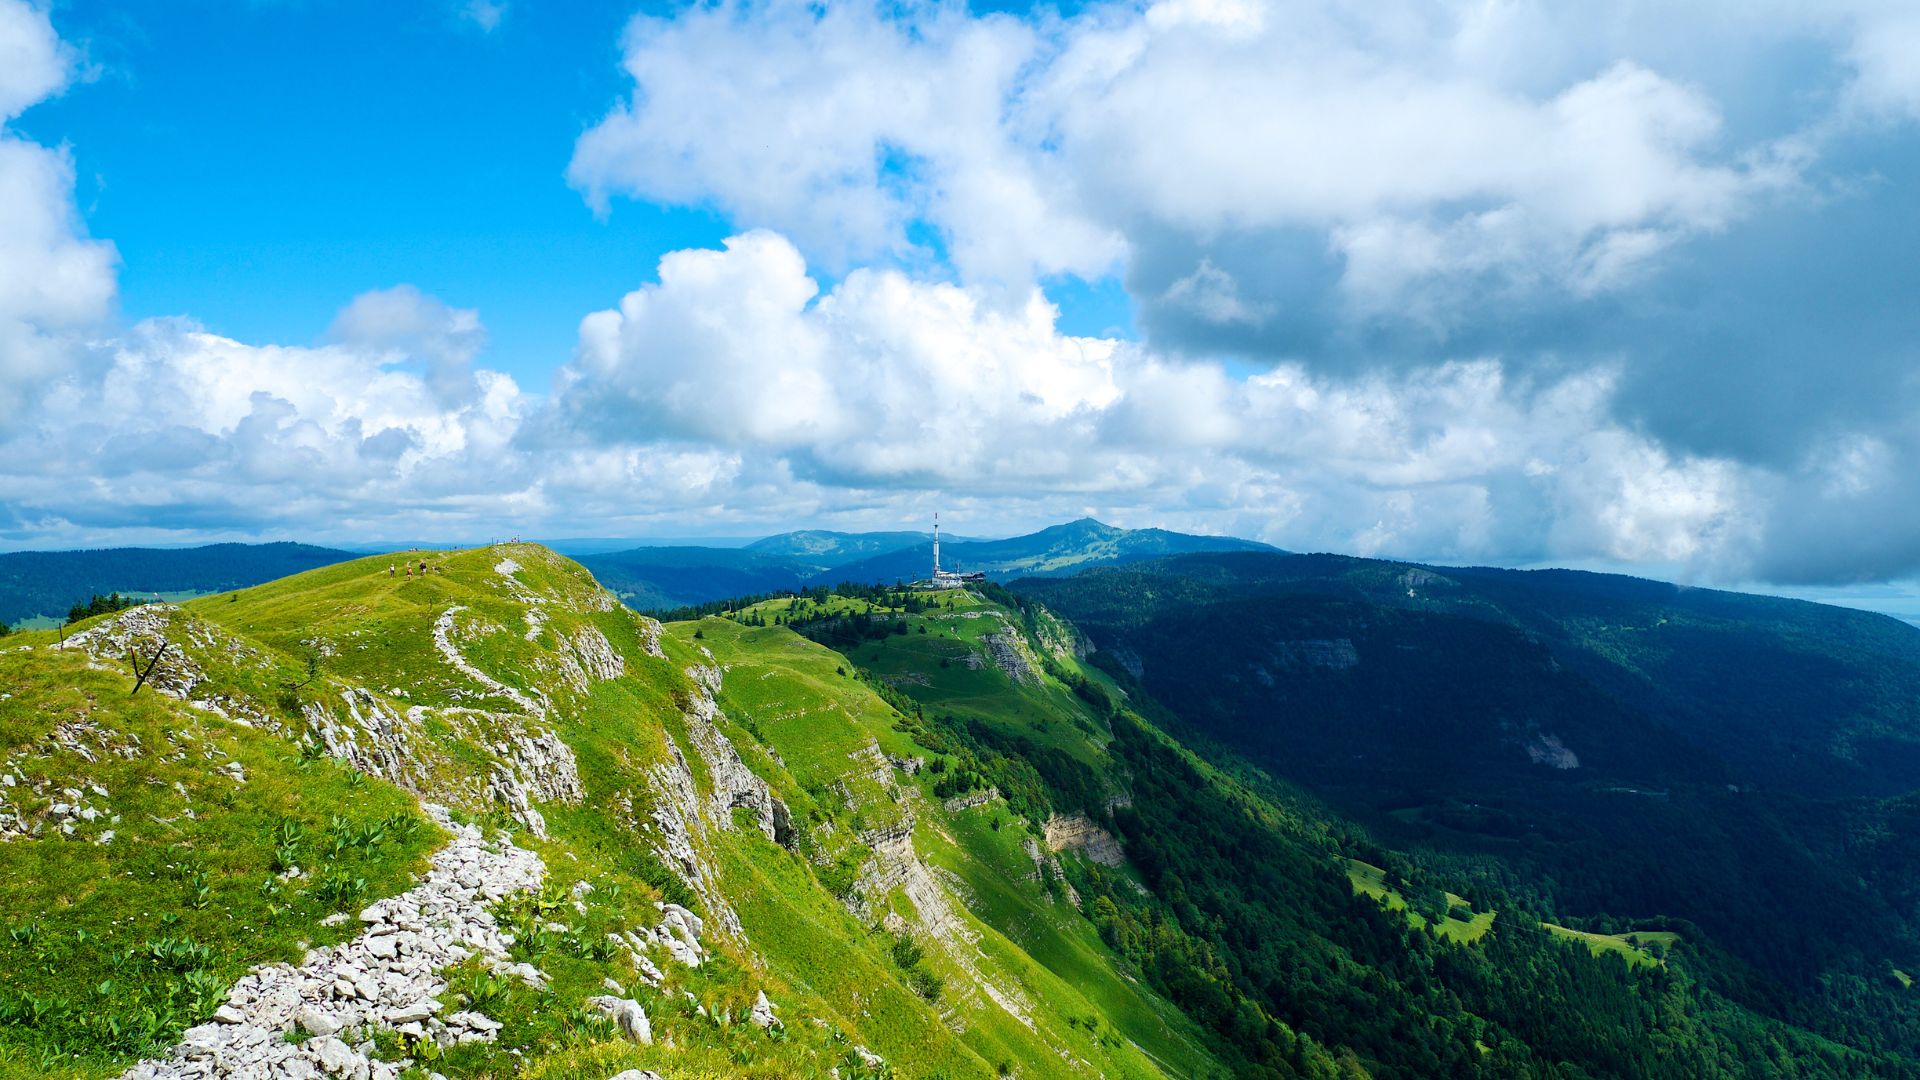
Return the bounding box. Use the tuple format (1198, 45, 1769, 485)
(578, 519, 1279, 612)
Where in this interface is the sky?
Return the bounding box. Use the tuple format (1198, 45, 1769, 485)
(3, 0, 1920, 602)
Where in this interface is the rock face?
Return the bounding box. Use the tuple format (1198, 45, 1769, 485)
(683, 667, 791, 849)
(302, 686, 585, 839)
(55, 605, 280, 727)
(1043, 813, 1126, 868)
(638, 662, 799, 942)
(57, 605, 208, 701)
(118, 806, 544, 1080)
(1525, 732, 1580, 770)
(942, 787, 1000, 814)
(564, 626, 625, 687)
(980, 627, 1038, 685)
(849, 758, 1036, 1030)
(482, 728, 585, 838)
(305, 690, 424, 791)
(645, 733, 745, 941)
(603, 902, 709, 984)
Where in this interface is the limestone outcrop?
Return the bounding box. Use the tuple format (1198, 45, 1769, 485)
(1043, 813, 1126, 868)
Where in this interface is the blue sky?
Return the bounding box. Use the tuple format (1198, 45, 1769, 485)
(3, 0, 1920, 598)
(23, 0, 718, 381)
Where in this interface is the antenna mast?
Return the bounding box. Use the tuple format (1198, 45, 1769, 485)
(933, 512, 942, 577)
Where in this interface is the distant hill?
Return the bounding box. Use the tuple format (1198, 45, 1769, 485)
(576, 546, 818, 611)
(743, 529, 930, 562)
(825, 518, 1280, 585)
(1021, 550, 1920, 797)
(0, 542, 356, 624)
(581, 520, 1278, 611)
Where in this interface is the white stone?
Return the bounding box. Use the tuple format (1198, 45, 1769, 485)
(294, 1003, 342, 1037)
(586, 996, 652, 1045)
(750, 989, 780, 1029)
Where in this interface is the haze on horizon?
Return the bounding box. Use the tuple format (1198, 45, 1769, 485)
(3, 0, 1920, 599)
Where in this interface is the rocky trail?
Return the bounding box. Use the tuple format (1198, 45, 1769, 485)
(117, 806, 543, 1080)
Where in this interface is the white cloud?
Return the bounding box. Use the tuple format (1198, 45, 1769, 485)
(7, 0, 1920, 590)
(0, 0, 68, 122)
(0, 219, 1842, 582)
(540, 231, 1766, 573)
(0, 1, 115, 432)
(570, 0, 1826, 317)
(458, 0, 507, 34)
(1836, 7, 1920, 120)
(2, 313, 530, 537)
(556, 230, 1121, 483)
(329, 284, 488, 405)
(567, 0, 1120, 286)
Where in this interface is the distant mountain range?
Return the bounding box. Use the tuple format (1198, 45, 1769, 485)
(0, 521, 1271, 625)
(576, 519, 1279, 611)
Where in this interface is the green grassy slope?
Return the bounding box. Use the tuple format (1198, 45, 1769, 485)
(669, 611, 1220, 1079)
(0, 615, 437, 1075)
(0, 545, 1228, 1080)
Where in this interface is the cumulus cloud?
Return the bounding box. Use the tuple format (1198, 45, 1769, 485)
(0, 0, 68, 122)
(552, 0, 1920, 586)
(553, 230, 1121, 487)
(567, 0, 1120, 285)
(537, 231, 1767, 573)
(329, 285, 488, 405)
(0, 0, 115, 432)
(2, 313, 528, 535)
(0, 202, 1848, 584)
(570, 0, 1819, 318)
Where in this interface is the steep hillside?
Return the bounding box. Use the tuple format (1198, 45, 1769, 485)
(0, 546, 1224, 1080)
(0, 543, 355, 626)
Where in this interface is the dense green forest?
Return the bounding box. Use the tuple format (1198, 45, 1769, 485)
(0, 543, 353, 624)
(1018, 554, 1920, 1068)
